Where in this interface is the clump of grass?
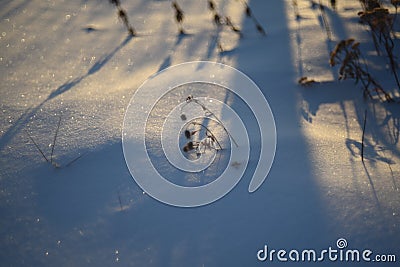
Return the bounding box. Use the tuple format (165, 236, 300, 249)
(172, 1, 185, 34)
(109, 0, 136, 36)
(330, 38, 393, 101)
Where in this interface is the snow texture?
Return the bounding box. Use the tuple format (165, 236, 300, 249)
(0, 0, 399, 266)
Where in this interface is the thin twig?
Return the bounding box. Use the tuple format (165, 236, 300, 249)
(172, 1, 185, 34)
(65, 152, 86, 167)
(27, 133, 49, 162)
(292, 0, 300, 19)
(182, 96, 239, 147)
(240, 0, 266, 35)
(50, 116, 61, 164)
(361, 109, 367, 162)
(190, 121, 223, 150)
(109, 0, 136, 36)
(118, 191, 123, 211)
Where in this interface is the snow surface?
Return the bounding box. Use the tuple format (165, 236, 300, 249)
(0, 0, 399, 266)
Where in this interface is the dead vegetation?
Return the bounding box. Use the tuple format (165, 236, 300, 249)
(330, 38, 393, 102)
(358, 2, 400, 90)
(108, 0, 136, 36)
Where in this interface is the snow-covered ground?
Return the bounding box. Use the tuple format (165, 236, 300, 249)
(1, 0, 399, 266)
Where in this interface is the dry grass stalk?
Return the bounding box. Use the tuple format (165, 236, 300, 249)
(172, 1, 185, 34)
(109, 0, 136, 36)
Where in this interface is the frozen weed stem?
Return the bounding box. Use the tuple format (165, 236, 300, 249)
(27, 116, 86, 168)
(240, 0, 266, 35)
(206, 0, 242, 52)
(109, 0, 136, 36)
(181, 95, 238, 147)
(330, 38, 393, 101)
(172, 1, 185, 34)
(27, 116, 62, 168)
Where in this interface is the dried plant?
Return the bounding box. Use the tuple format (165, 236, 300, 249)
(27, 116, 87, 168)
(225, 16, 241, 35)
(330, 0, 337, 11)
(208, 0, 215, 11)
(27, 116, 62, 168)
(241, 1, 266, 35)
(393, 0, 400, 11)
(358, 7, 400, 90)
(182, 121, 222, 155)
(206, 0, 241, 52)
(361, 109, 368, 162)
(358, 0, 381, 11)
(330, 38, 393, 101)
(108, 0, 136, 36)
(207, 0, 241, 36)
(292, 0, 300, 20)
(298, 76, 317, 86)
(180, 95, 238, 147)
(172, 1, 185, 34)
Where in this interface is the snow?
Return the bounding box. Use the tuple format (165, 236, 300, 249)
(1, 0, 399, 266)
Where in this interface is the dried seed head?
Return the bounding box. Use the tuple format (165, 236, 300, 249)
(184, 130, 191, 139)
(186, 95, 193, 102)
(175, 11, 184, 23)
(208, 0, 215, 11)
(109, 0, 120, 6)
(351, 42, 360, 50)
(256, 24, 266, 35)
(214, 13, 222, 26)
(245, 5, 252, 17)
(185, 130, 199, 139)
(118, 9, 127, 19)
(183, 141, 195, 152)
(298, 77, 307, 83)
(225, 16, 233, 27)
(345, 38, 355, 45)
